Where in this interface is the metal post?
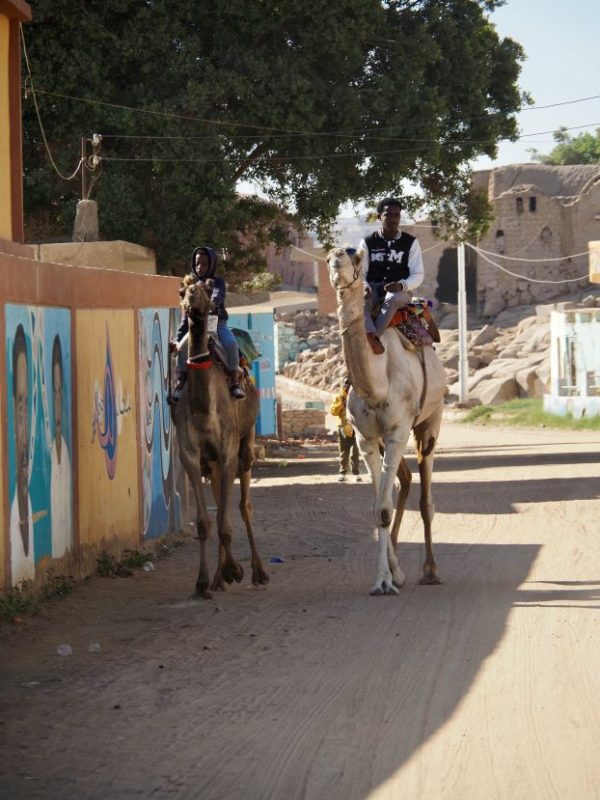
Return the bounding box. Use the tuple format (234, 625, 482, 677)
(457, 241, 468, 404)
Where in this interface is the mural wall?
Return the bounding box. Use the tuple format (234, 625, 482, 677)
(5, 304, 73, 584)
(76, 310, 138, 550)
(138, 308, 184, 539)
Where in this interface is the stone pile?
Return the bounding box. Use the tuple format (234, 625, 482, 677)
(280, 288, 600, 406)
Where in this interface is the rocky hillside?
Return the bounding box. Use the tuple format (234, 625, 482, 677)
(279, 287, 600, 405)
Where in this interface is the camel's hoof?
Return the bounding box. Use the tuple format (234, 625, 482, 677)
(419, 574, 442, 585)
(193, 587, 213, 600)
(369, 580, 399, 596)
(211, 575, 226, 592)
(252, 569, 270, 586)
(222, 561, 244, 584)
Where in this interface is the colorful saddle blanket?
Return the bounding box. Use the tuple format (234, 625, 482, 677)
(387, 298, 440, 347)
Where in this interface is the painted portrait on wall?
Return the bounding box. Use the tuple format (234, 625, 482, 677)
(76, 310, 138, 549)
(138, 308, 184, 539)
(5, 305, 73, 585)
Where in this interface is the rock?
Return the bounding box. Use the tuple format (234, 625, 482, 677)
(515, 366, 548, 399)
(470, 324, 499, 347)
(482, 295, 505, 317)
(476, 377, 520, 406)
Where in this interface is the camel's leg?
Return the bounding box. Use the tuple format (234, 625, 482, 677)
(382, 456, 412, 588)
(238, 437, 269, 586)
(172, 413, 212, 599)
(413, 409, 443, 585)
(391, 457, 412, 549)
(205, 465, 226, 592)
(356, 434, 402, 595)
(213, 456, 244, 588)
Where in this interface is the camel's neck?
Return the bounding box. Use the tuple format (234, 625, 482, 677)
(187, 317, 213, 415)
(337, 285, 386, 406)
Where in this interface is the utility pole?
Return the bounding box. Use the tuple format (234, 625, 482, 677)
(457, 241, 468, 403)
(80, 136, 87, 200)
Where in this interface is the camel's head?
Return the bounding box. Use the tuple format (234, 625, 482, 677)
(327, 247, 363, 291)
(182, 279, 212, 320)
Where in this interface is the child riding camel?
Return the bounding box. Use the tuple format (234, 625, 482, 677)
(169, 246, 245, 400)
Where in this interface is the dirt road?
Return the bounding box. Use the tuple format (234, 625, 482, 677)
(1, 420, 599, 800)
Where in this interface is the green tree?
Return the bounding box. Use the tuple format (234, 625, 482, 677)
(22, 0, 526, 273)
(530, 127, 600, 166)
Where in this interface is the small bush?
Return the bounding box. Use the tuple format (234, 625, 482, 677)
(0, 572, 75, 623)
(96, 551, 133, 578)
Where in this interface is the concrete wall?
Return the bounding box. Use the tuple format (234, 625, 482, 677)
(544, 309, 600, 418)
(37, 241, 157, 275)
(0, 241, 186, 589)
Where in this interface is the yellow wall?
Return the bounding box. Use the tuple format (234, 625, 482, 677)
(0, 381, 4, 589)
(76, 310, 139, 552)
(0, 16, 12, 240)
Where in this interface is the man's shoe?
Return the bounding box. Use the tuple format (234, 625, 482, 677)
(366, 332, 385, 355)
(337, 474, 347, 483)
(230, 384, 246, 400)
(353, 474, 362, 483)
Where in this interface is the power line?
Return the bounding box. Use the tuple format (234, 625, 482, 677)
(98, 124, 600, 164)
(31, 85, 600, 140)
(20, 26, 83, 182)
(97, 124, 598, 147)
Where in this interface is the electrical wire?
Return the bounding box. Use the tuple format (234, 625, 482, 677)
(20, 26, 83, 182)
(31, 85, 600, 141)
(98, 124, 600, 164)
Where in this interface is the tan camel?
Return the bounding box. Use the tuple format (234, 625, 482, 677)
(327, 247, 447, 594)
(170, 280, 269, 598)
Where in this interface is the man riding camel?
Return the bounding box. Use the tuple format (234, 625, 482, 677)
(359, 197, 424, 354)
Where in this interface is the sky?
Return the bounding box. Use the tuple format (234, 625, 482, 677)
(471, 0, 600, 169)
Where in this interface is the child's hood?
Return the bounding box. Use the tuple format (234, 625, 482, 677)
(191, 246, 218, 279)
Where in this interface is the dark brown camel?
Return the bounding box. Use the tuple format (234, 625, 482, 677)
(170, 280, 269, 598)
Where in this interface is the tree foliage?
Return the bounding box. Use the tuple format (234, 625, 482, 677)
(22, 0, 526, 273)
(530, 127, 600, 166)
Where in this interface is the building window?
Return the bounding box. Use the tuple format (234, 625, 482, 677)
(516, 197, 524, 214)
(495, 229, 505, 254)
(529, 196, 537, 212)
(540, 226, 552, 251)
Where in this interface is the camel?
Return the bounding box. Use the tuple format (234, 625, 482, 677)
(327, 247, 447, 595)
(170, 280, 269, 598)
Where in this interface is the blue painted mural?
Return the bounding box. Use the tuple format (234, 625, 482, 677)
(138, 308, 184, 539)
(6, 305, 73, 584)
(229, 311, 277, 435)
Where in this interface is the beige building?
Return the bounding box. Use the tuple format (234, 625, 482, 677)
(471, 164, 600, 316)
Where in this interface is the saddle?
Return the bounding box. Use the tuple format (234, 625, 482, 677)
(371, 298, 441, 349)
(208, 336, 251, 379)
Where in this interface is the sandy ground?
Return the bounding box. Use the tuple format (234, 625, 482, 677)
(1, 419, 599, 800)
